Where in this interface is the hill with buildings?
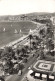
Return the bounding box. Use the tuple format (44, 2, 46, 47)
(0, 12, 55, 22)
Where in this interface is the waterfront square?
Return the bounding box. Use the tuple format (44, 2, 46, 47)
(33, 60, 55, 74)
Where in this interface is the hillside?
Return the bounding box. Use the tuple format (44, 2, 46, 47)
(0, 12, 55, 21)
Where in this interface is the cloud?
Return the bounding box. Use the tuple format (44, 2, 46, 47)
(0, 0, 55, 15)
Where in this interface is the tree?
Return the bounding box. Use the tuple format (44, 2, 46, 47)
(39, 28, 45, 38)
(0, 49, 4, 59)
(51, 51, 54, 56)
(40, 51, 45, 59)
(32, 41, 36, 49)
(17, 63, 24, 70)
(2, 59, 14, 74)
(28, 34, 33, 52)
(33, 35, 39, 40)
(24, 45, 29, 54)
(46, 27, 53, 38)
(33, 35, 39, 43)
(5, 46, 13, 52)
(21, 48, 26, 57)
(46, 39, 54, 50)
(16, 48, 20, 56)
(1, 51, 8, 61)
(1, 47, 15, 61)
(6, 60, 14, 69)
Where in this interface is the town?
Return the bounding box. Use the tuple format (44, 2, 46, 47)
(0, 12, 55, 81)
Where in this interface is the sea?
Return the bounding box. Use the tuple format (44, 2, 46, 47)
(0, 21, 37, 47)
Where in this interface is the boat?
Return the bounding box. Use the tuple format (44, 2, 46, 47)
(29, 29, 32, 34)
(30, 29, 32, 32)
(14, 29, 18, 34)
(3, 28, 5, 32)
(20, 29, 21, 33)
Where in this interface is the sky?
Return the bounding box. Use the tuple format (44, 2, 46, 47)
(0, 0, 55, 16)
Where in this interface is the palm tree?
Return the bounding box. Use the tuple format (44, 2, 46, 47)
(16, 49, 20, 56)
(34, 35, 41, 45)
(39, 28, 45, 38)
(46, 39, 54, 50)
(0, 49, 4, 59)
(28, 34, 33, 52)
(32, 41, 36, 49)
(21, 48, 26, 57)
(40, 50, 45, 59)
(24, 45, 29, 55)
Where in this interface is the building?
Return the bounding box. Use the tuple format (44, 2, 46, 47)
(26, 60, 55, 81)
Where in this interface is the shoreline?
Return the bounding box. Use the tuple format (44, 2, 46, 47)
(0, 20, 36, 22)
(0, 28, 36, 49)
(0, 21, 46, 49)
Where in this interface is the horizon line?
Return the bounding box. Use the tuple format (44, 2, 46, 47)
(0, 11, 55, 16)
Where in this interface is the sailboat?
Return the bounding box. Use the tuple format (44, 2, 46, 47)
(29, 29, 32, 33)
(14, 29, 18, 34)
(20, 29, 21, 33)
(3, 28, 5, 32)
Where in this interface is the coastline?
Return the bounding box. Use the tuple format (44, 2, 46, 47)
(0, 21, 46, 49)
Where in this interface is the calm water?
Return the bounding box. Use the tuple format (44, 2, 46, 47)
(0, 21, 37, 47)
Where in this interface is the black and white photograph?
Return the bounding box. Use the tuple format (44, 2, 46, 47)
(0, 0, 55, 81)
